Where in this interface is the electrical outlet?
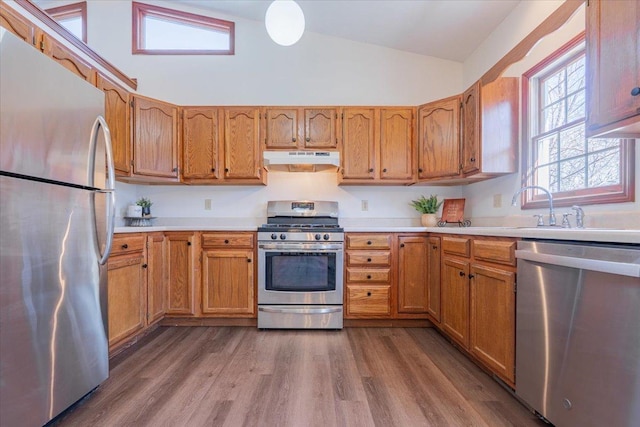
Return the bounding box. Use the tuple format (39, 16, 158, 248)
(204, 199, 212, 210)
(493, 194, 502, 208)
(361, 200, 369, 211)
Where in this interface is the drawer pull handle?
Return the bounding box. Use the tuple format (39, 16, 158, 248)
(292, 137, 297, 142)
(224, 239, 229, 244)
(382, 168, 387, 172)
(367, 258, 372, 262)
(142, 263, 147, 268)
(247, 258, 252, 263)
(187, 242, 192, 246)
(306, 137, 310, 142)
(367, 241, 372, 245)
(369, 168, 374, 173)
(367, 275, 372, 279)
(367, 292, 372, 297)
(121, 244, 128, 249)
(211, 168, 216, 172)
(459, 271, 465, 277)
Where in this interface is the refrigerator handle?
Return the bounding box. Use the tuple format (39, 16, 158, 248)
(90, 115, 115, 265)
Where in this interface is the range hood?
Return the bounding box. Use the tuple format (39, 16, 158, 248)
(263, 150, 340, 172)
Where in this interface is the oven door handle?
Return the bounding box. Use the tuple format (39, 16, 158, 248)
(258, 243, 343, 251)
(259, 307, 343, 315)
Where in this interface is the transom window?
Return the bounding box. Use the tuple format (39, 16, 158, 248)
(45, 1, 86, 42)
(132, 2, 234, 55)
(521, 33, 633, 208)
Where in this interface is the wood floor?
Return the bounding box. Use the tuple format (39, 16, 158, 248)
(54, 327, 545, 427)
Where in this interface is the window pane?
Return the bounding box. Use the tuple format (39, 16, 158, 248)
(559, 158, 586, 191)
(535, 164, 559, 193)
(588, 148, 620, 187)
(535, 134, 558, 166)
(542, 101, 566, 132)
(57, 16, 83, 40)
(589, 138, 620, 151)
(566, 56, 585, 94)
(143, 15, 230, 50)
(542, 70, 565, 106)
(558, 125, 585, 159)
(566, 91, 585, 122)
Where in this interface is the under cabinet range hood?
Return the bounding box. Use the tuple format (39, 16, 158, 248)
(263, 150, 340, 172)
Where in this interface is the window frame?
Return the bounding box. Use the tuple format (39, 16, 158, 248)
(520, 32, 634, 209)
(45, 1, 87, 43)
(132, 2, 235, 55)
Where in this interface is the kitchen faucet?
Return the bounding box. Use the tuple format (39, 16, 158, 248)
(511, 185, 556, 226)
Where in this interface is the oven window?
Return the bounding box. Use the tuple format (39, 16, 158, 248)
(265, 252, 336, 292)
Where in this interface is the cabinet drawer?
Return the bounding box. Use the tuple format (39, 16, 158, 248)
(111, 234, 146, 256)
(473, 239, 516, 266)
(346, 268, 391, 283)
(442, 237, 470, 257)
(346, 251, 391, 267)
(347, 285, 391, 315)
(202, 233, 254, 248)
(346, 234, 392, 249)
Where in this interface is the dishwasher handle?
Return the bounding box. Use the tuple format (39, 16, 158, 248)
(516, 249, 640, 278)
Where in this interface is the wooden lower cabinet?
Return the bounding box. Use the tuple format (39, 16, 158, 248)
(346, 285, 391, 316)
(165, 232, 196, 315)
(426, 237, 441, 322)
(146, 233, 166, 324)
(441, 257, 470, 348)
(397, 235, 428, 314)
(470, 264, 515, 384)
(202, 250, 255, 316)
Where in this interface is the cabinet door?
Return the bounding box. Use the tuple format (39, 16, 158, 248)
(41, 33, 96, 84)
(224, 108, 262, 180)
(107, 253, 146, 348)
(165, 232, 195, 315)
(133, 96, 179, 179)
(397, 236, 428, 314)
(265, 108, 299, 149)
(461, 82, 480, 175)
(0, 3, 36, 45)
(470, 264, 515, 384)
(342, 108, 376, 180)
(147, 233, 166, 325)
(380, 108, 413, 181)
(97, 75, 131, 176)
(182, 107, 220, 180)
(441, 257, 470, 348)
(427, 237, 441, 322)
(202, 250, 255, 315)
(586, 0, 640, 135)
(418, 96, 461, 179)
(304, 108, 337, 148)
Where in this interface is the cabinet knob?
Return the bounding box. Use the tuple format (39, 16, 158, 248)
(367, 241, 372, 245)
(418, 168, 423, 173)
(367, 258, 372, 262)
(172, 167, 178, 172)
(247, 258, 252, 263)
(211, 168, 216, 172)
(367, 292, 372, 297)
(367, 275, 372, 279)
(187, 241, 192, 246)
(470, 157, 476, 162)
(369, 168, 374, 173)
(224, 239, 229, 244)
(631, 87, 640, 96)
(459, 271, 465, 277)
(225, 168, 229, 172)
(121, 244, 128, 249)
(382, 168, 387, 173)
(400, 243, 405, 248)
(468, 274, 475, 279)
(305, 137, 310, 142)
(292, 137, 297, 142)
(142, 263, 148, 268)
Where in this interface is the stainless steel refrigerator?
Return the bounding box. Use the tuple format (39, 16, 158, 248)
(0, 28, 115, 426)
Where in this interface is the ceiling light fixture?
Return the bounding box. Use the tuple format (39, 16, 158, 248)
(265, 0, 305, 46)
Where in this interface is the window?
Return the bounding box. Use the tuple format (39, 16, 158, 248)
(521, 33, 634, 208)
(45, 1, 86, 43)
(132, 2, 234, 55)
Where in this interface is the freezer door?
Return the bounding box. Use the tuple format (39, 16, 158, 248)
(0, 28, 105, 189)
(0, 176, 109, 427)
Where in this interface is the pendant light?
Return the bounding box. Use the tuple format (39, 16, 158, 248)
(265, 0, 305, 46)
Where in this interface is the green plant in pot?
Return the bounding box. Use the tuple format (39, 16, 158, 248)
(136, 197, 153, 217)
(410, 195, 442, 227)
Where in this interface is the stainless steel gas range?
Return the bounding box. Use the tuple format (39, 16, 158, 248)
(257, 201, 344, 329)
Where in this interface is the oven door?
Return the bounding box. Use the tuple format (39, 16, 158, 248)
(258, 242, 344, 305)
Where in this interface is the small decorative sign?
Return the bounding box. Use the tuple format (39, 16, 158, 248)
(438, 198, 471, 227)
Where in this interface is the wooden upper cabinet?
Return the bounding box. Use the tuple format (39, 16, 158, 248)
(304, 108, 337, 148)
(379, 108, 413, 181)
(182, 107, 221, 181)
(40, 33, 96, 85)
(341, 108, 376, 180)
(223, 107, 264, 182)
(586, 0, 640, 137)
(461, 82, 480, 175)
(97, 75, 131, 176)
(132, 95, 180, 180)
(0, 3, 36, 45)
(265, 108, 299, 149)
(418, 95, 461, 180)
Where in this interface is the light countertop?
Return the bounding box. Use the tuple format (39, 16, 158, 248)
(114, 217, 639, 244)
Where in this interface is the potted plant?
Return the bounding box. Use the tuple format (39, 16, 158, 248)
(410, 195, 443, 227)
(136, 197, 153, 217)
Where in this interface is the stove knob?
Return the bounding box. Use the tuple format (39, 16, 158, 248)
(314, 234, 322, 241)
(280, 234, 287, 240)
(323, 234, 330, 241)
(271, 233, 278, 240)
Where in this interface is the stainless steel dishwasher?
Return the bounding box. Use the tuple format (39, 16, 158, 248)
(515, 240, 640, 427)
